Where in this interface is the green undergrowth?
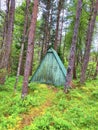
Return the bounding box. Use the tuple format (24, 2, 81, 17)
(0, 77, 52, 130)
(0, 77, 98, 130)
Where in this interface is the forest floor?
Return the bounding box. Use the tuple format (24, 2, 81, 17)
(0, 77, 98, 130)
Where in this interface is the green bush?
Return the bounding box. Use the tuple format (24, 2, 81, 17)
(86, 62, 96, 79)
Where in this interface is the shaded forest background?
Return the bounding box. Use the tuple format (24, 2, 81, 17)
(0, 0, 98, 95)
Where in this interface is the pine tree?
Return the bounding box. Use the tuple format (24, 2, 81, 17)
(64, 0, 82, 92)
(0, 0, 15, 84)
(22, 0, 39, 98)
(80, 0, 98, 83)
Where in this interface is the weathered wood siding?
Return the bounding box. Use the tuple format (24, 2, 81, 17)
(31, 48, 66, 86)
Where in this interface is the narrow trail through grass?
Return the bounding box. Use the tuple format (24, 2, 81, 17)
(17, 86, 58, 130)
(0, 78, 98, 130)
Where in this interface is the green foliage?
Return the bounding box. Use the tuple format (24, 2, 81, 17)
(0, 77, 52, 129)
(0, 77, 98, 130)
(11, 44, 20, 75)
(86, 62, 96, 79)
(24, 111, 72, 130)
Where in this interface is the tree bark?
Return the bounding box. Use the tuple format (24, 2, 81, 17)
(59, 9, 64, 47)
(22, 0, 39, 98)
(64, 0, 82, 92)
(0, 0, 15, 84)
(2, 0, 10, 48)
(73, 59, 77, 79)
(54, 0, 62, 51)
(4, 0, 15, 69)
(0, 0, 9, 69)
(14, 0, 30, 91)
(80, 0, 98, 83)
(43, 0, 51, 55)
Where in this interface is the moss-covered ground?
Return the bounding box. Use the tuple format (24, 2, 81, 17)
(0, 77, 98, 130)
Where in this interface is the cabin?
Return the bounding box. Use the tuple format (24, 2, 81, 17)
(30, 48, 67, 86)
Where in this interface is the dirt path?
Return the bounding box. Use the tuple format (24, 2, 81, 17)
(15, 87, 57, 130)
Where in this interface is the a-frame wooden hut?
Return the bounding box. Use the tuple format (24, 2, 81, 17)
(30, 48, 67, 86)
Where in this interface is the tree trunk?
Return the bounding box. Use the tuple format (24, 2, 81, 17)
(59, 9, 64, 47)
(40, 42, 44, 61)
(93, 59, 98, 79)
(29, 42, 34, 75)
(54, 0, 62, 51)
(43, 0, 51, 55)
(73, 59, 77, 79)
(2, 0, 10, 48)
(20, 53, 26, 75)
(0, 0, 9, 73)
(14, 0, 30, 91)
(22, 0, 39, 98)
(64, 0, 82, 92)
(14, 43, 24, 90)
(80, 0, 98, 83)
(4, 0, 15, 69)
(0, 0, 15, 84)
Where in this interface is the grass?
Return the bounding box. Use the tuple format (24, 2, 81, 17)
(0, 77, 98, 130)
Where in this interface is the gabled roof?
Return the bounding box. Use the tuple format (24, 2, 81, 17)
(48, 48, 66, 77)
(30, 48, 67, 86)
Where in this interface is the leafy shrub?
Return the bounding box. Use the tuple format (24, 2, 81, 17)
(91, 91, 98, 100)
(57, 99, 67, 111)
(24, 112, 71, 130)
(86, 62, 96, 79)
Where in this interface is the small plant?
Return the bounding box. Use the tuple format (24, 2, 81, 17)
(0, 68, 7, 84)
